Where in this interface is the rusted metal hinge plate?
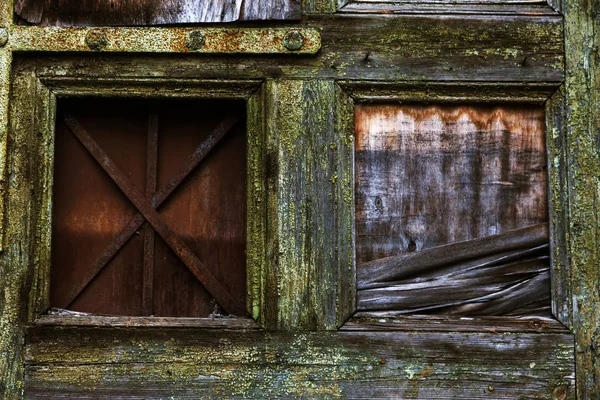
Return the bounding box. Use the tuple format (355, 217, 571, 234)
(7, 26, 321, 54)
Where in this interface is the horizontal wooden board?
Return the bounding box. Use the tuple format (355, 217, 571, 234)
(21, 14, 563, 83)
(24, 324, 575, 399)
(14, 0, 301, 25)
(340, 0, 557, 16)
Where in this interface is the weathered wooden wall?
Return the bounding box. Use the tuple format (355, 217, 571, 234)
(14, 0, 301, 25)
(23, 320, 574, 399)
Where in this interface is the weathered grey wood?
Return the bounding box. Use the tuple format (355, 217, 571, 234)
(339, 81, 558, 104)
(344, 315, 568, 333)
(355, 104, 548, 264)
(357, 226, 550, 316)
(23, 324, 575, 399)
(14, 0, 301, 25)
(546, 87, 571, 329)
(262, 79, 354, 330)
(340, 0, 557, 15)
(358, 224, 548, 288)
(562, 0, 600, 396)
(0, 69, 45, 399)
(35, 313, 261, 329)
(21, 14, 563, 83)
(303, 0, 345, 13)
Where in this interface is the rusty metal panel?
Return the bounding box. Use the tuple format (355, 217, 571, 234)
(51, 98, 247, 317)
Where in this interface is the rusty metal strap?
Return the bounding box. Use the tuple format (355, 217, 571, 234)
(4, 26, 321, 54)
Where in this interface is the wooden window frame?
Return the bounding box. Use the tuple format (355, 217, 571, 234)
(9, 76, 267, 328)
(6, 57, 575, 398)
(2, 0, 599, 397)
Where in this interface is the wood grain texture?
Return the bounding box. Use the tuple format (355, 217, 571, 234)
(20, 13, 564, 83)
(0, 71, 37, 400)
(340, 0, 557, 15)
(357, 225, 551, 316)
(355, 104, 548, 264)
(23, 324, 575, 399)
(562, 0, 600, 396)
(546, 87, 571, 329)
(262, 79, 354, 330)
(14, 0, 301, 25)
(51, 98, 247, 317)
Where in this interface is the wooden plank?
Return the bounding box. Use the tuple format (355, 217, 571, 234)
(343, 315, 568, 333)
(0, 70, 40, 399)
(545, 87, 572, 329)
(340, 0, 558, 15)
(34, 314, 261, 329)
(23, 325, 575, 399)
(355, 104, 548, 264)
(562, 0, 600, 396)
(24, 14, 564, 83)
(14, 0, 301, 25)
(262, 79, 354, 330)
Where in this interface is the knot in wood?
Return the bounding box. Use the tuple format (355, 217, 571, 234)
(85, 29, 108, 51)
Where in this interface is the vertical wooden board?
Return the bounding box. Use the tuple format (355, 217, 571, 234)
(14, 0, 301, 25)
(0, 70, 36, 399)
(355, 104, 548, 265)
(264, 79, 354, 330)
(246, 87, 268, 322)
(546, 88, 572, 329)
(28, 78, 56, 320)
(563, 0, 600, 396)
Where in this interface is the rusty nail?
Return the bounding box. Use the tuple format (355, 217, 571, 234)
(186, 31, 206, 51)
(283, 30, 305, 51)
(85, 29, 108, 51)
(0, 28, 8, 48)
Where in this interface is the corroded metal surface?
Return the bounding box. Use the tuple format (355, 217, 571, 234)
(9, 26, 322, 54)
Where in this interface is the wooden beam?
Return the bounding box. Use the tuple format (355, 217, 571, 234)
(562, 0, 600, 396)
(262, 79, 354, 330)
(24, 323, 575, 398)
(21, 14, 564, 83)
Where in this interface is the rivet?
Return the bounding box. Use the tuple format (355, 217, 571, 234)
(488, 385, 494, 392)
(185, 31, 206, 51)
(85, 29, 108, 51)
(283, 30, 305, 51)
(0, 28, 8, 48)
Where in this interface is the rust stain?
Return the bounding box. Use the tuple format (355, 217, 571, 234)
(9, 26, 322, 54)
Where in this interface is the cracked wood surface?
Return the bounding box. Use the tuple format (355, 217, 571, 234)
(14, 0, 301, 25)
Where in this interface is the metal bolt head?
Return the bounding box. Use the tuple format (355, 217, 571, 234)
(85, 29, 108, 51)
(283, 30, 305, 51)
(0, 28, 8, 48)
(186, 31, 206, 51)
